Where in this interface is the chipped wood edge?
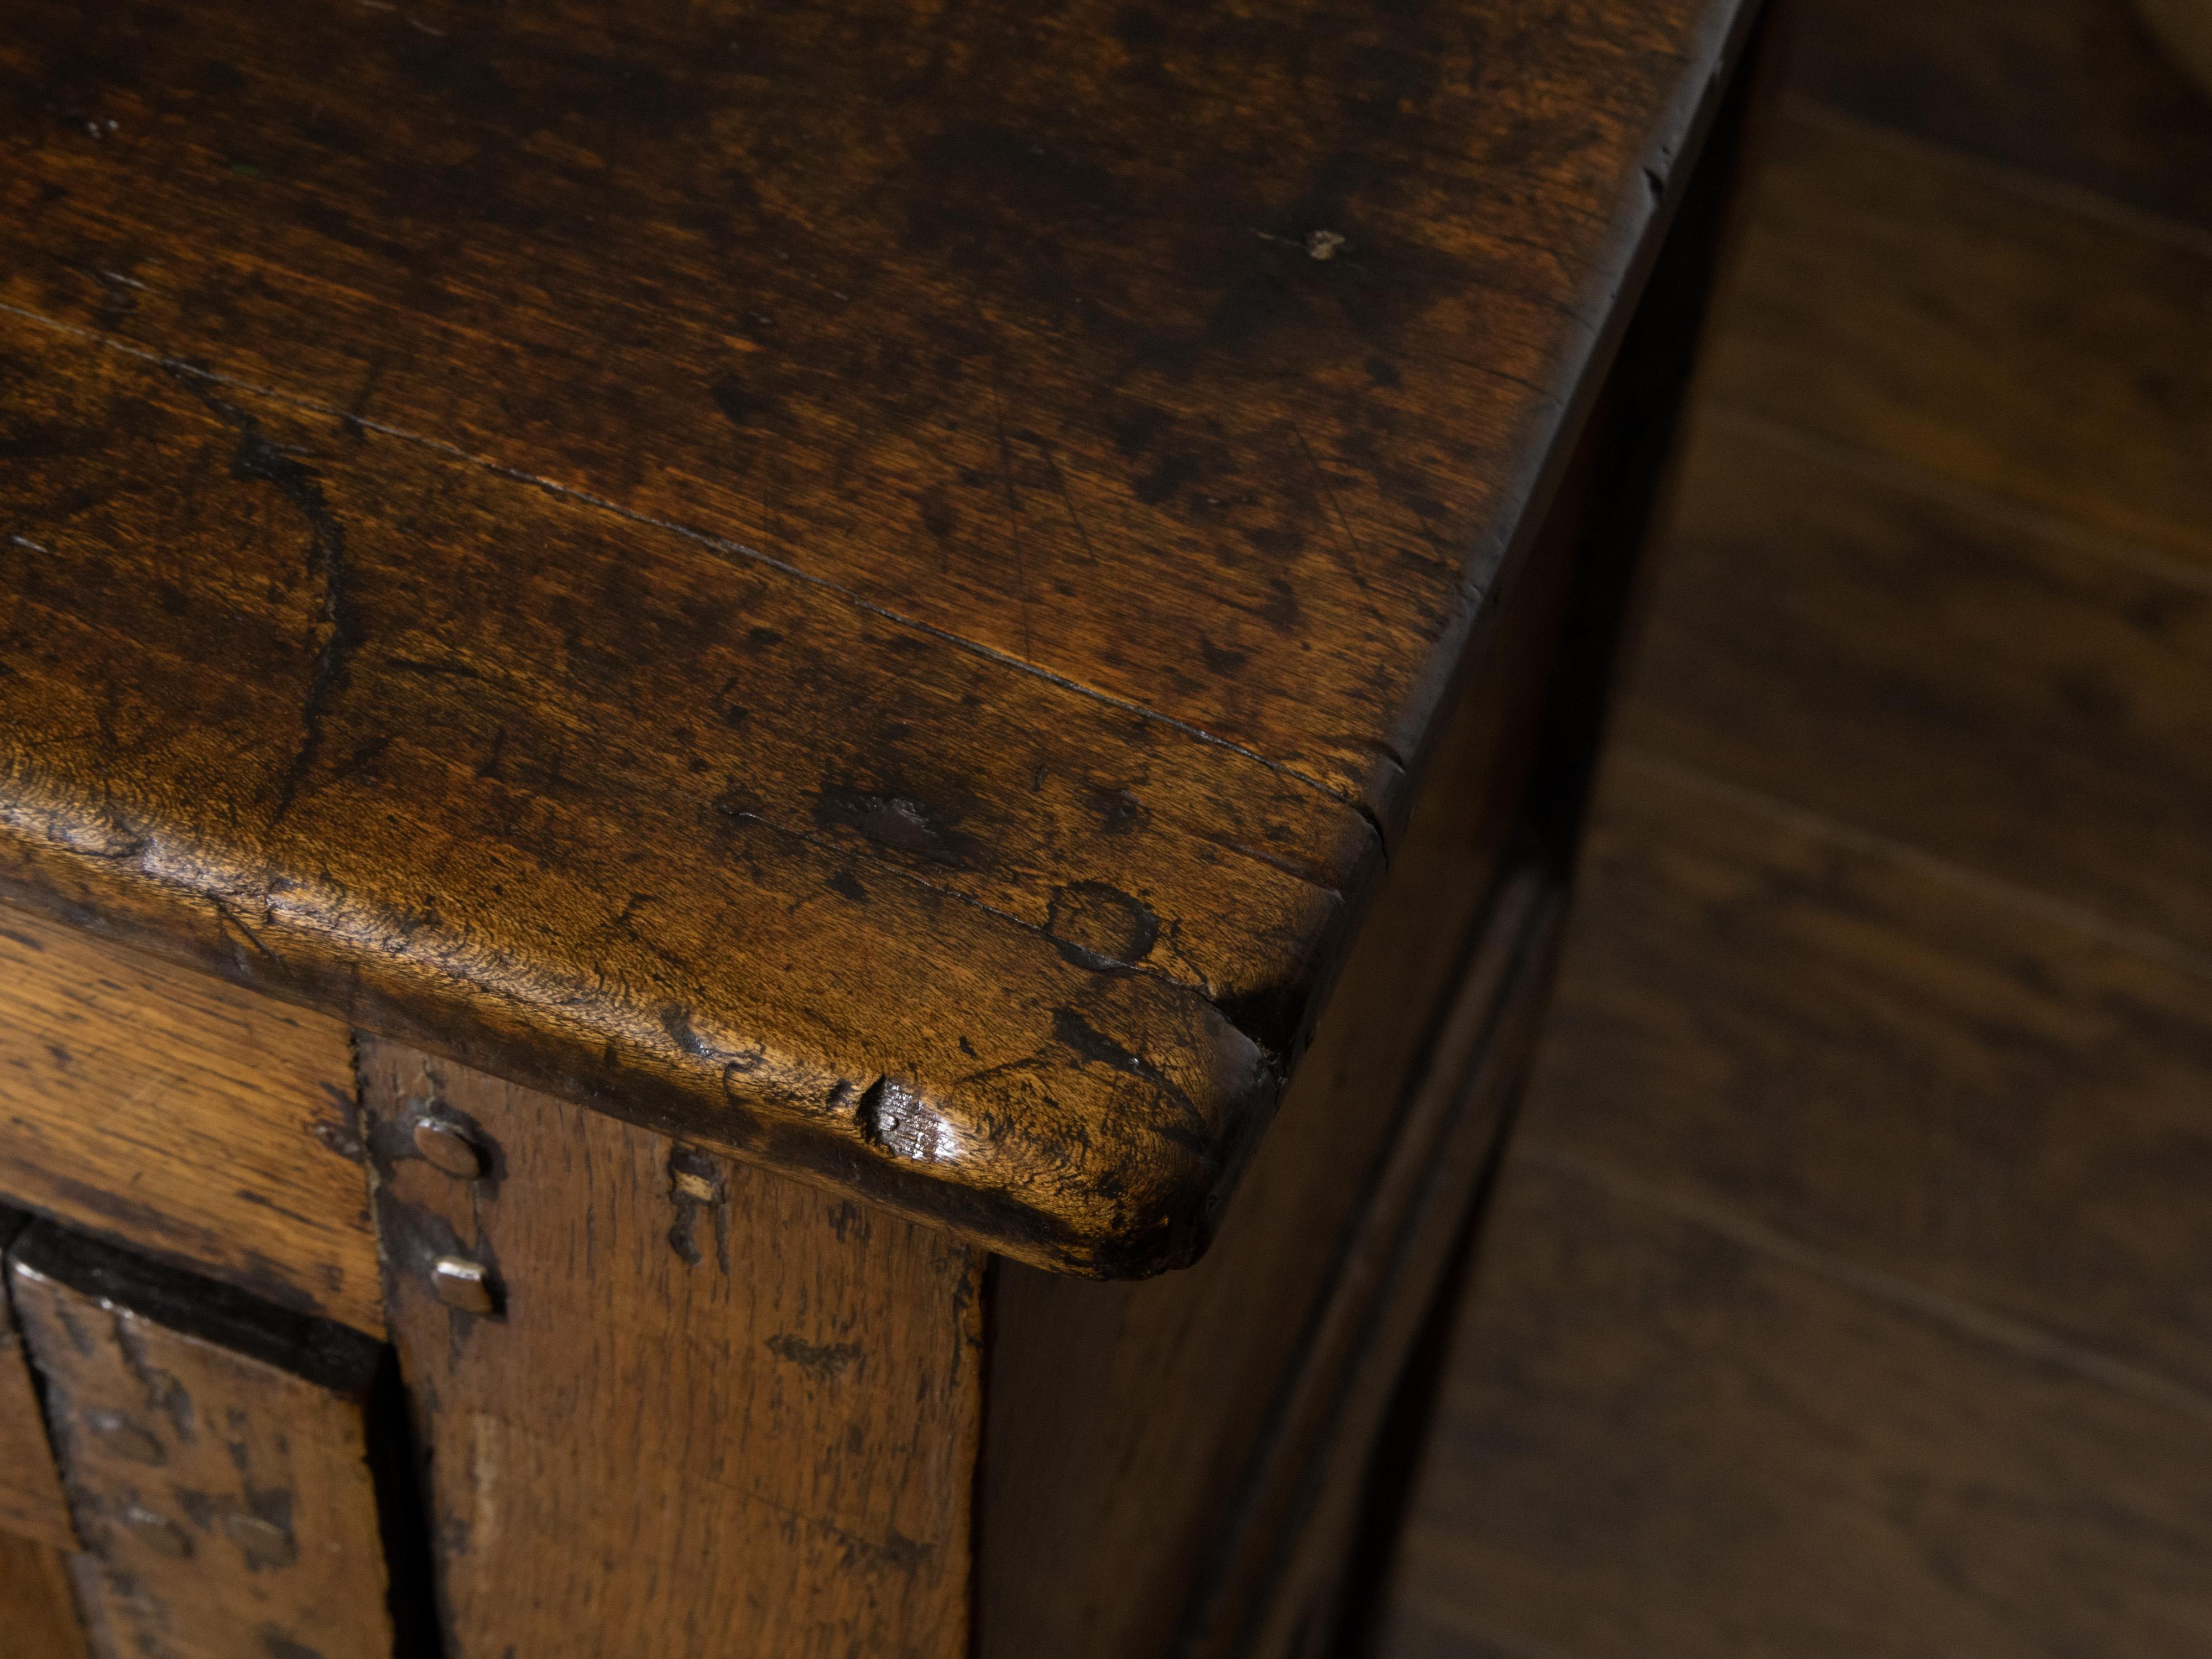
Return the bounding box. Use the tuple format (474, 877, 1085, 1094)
(0, 770, 1279, 1279)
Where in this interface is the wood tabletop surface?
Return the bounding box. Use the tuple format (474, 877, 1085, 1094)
(0, 0, 1758, 1275)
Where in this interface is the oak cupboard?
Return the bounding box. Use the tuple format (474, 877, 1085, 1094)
(0, 0, 1772, 1648)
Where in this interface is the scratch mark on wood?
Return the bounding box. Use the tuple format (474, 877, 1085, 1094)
(1038, 438, 1099, 566)
(1290, 421, 1379, 612)
(1050, 1006, 1213, 1150)
(1, 296, 1359, 813)
(983, 336, 1035, 661)
(764, 1332, 864, 1378)
(166, 369, 363, 828)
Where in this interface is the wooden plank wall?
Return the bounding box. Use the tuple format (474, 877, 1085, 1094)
(1375, 1, 2212, 1654)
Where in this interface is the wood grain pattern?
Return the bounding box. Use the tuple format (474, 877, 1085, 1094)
(0, 1205, 74, 1550)
(359, 1035, 981, 1659)
(6, 1222, 394, 1659)
(0, 0, 1746, 804)
(0, 0, 1762, 1270)
(1526, 753, 2212, 1397)
(0, 1531, 90, 1659)
(1703, 104, 2212, 571)
(1790, 0, 2212, 228)
(1379, 1160, 2212, 1659)
(0, 312, 1293, 1278)
(1617, 414, 2212, 959)
(0, 904, 382, 1334)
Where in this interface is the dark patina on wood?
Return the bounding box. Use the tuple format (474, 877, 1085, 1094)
(0, 0, 1758, 1273)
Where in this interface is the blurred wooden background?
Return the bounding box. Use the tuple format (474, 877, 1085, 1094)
(1370, 0, 2212, 1653)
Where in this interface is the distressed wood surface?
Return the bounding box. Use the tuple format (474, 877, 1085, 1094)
(6, 1222, 394, 1659)
(359, 1035, 981, 1659)
(983, 872, 1557, 1659)
(0, 1531, 90, 1659)
(0, 907, 381, 1334)
(0, 0, 1760, 1270)
(0, 1204, 75, 1550)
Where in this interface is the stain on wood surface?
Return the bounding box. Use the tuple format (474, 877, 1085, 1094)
(0, 0, 1746, 802)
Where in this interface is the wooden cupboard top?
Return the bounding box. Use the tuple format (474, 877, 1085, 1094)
(0, 0, 1754, 1275)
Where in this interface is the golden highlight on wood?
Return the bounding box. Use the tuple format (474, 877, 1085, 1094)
(0, 908, 382, 1335)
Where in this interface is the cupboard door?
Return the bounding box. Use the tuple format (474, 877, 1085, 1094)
(6, 1223, 398, 1659)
